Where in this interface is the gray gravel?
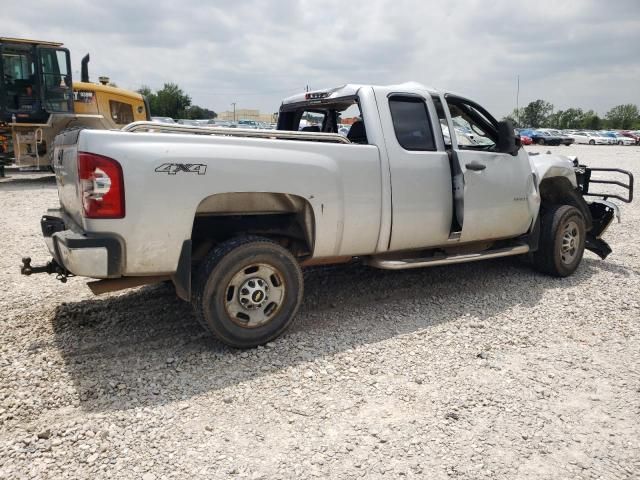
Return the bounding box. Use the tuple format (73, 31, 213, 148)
(1, 145, 639, 479)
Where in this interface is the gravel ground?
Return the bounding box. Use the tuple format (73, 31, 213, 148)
(0, 145, 639, 479)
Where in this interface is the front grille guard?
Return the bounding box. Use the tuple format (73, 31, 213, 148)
(575, 166, 634, 203)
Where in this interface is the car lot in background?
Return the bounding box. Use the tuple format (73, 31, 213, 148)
(519, 134, 533, 145)
(613, 133, 636, 145)
(538, 128, 575, 146)
(621, 130, 640, 144)
(518, 129, 563, 146)
(567, 131, 610, 145)
(598, 132, 618, 145)
(150, 116, 176, 124)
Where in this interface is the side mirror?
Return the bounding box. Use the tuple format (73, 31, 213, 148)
(496, 120, 520, 156)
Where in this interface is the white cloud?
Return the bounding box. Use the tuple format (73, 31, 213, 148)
(3, 0, 639, 117)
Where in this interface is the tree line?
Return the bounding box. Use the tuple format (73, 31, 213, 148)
(137, 83, 217, 120)
(504, 100, 640, 130)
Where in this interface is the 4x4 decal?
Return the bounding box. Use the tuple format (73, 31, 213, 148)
(155, 163, 207, 175)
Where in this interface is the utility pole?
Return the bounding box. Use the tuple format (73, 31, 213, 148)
(231, 102, 236, 122)
(516, 75, 520, 126)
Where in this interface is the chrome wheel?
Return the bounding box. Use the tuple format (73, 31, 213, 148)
(224, 263, 286, 328)
(560, 220, 580, 265)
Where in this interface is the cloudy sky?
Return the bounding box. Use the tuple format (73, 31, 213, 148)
(3, 0, 639, 117)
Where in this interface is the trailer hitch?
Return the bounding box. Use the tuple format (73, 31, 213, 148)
(20, 257, 72, 283)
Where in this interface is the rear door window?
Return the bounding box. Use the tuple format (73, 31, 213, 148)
(389, 96, 436, 151)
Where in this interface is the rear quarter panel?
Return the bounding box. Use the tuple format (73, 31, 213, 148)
(77, 130, 383, 274)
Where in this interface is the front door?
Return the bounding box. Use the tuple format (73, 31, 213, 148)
(443, 95, 535, 243)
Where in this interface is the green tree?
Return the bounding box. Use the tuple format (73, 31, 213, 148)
(581, 110, 600, 129)
(546, 111, 562, 129)
(581, 110, 603, 130)
(183, 105, 217, 120)
(521, 100, 554, 128)
(137, 83, 192, 118)
(559, 108, 585, 129)
(154, 83, 192, 118)
(138, 84, 217, 120)
(546, 108, 585, 129)
(605, 104, 639, 129)
(137, 85, 153, 97)
(503, 108, 524, 128)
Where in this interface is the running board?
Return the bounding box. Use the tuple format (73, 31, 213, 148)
(366, 244, 530, 270)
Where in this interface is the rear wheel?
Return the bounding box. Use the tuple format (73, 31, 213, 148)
(537, 138, 546, 145)
(532, 205, 585, 277)
(618, 140, 623, 145)
(192, 236, 304, 348)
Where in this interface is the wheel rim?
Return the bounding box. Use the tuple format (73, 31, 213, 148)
(224, 263, 286, 328)
(560, 220, 580, 265)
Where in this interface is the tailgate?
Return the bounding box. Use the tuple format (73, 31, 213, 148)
(52, 128, 84, 226)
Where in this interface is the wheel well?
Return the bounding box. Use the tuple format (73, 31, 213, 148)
(539, 177, 592, 231)
(190, 192, 315, 262)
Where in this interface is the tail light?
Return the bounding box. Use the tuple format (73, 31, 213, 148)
(78, 152, 125, 218)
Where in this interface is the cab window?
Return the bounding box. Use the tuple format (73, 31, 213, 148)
(388, 96, 436, 151)
(109, 100, 134, 124)
(298, 111, 325, 132)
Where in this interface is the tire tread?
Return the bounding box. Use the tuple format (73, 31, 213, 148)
(192, 235, 303, 347)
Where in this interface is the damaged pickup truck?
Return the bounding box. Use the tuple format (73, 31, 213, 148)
(22, 82, 634, 348)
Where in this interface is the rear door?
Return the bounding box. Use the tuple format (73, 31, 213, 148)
(373, 87, 453, 251)
(443, 95, 535, 242)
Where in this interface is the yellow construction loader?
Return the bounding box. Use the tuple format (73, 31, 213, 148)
(0, 37, 149, 169)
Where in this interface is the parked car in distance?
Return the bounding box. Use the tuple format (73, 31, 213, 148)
(613, 133, 636, 145)
(150, 116, 176, 124)
(621, 131, 640, 144)
(519, 129, 563, 146)
(567, 132, 609, 145)
(598, 132, 618, 145)
(211, 121, 236, 128)
(238, 120, 260, 129)
(176, 119, 200, 126)
(539, 128, 574, 146)
(517, 133, 533, 145)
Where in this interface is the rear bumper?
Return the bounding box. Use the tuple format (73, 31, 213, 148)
(42, 210, 123, 278)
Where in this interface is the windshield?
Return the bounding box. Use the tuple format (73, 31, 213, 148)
(1, 47, 37, 114)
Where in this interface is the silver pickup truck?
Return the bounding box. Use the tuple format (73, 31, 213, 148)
(22, 82, 633, 348)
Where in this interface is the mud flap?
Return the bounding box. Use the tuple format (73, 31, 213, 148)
(585, 201, 618, 259)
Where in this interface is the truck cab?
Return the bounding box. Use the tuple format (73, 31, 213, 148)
(0, 37, 73, 125)
(278, 83, 536, 252)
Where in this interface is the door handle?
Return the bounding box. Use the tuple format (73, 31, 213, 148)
(465, 161, 486, 171)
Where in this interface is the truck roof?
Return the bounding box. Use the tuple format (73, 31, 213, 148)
(281, 82, 439, 106)
(0, 37, 63, 47)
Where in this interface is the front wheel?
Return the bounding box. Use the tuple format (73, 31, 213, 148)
(192, 236, 304, 348)
(537, 138, 546, 145)
(532, 205, 585, 277)
(589, 140, 595, 145)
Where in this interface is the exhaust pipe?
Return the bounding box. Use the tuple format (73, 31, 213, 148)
(81, 54, 90, 83)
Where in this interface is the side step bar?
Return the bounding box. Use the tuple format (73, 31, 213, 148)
(366, 244, 530, 270)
